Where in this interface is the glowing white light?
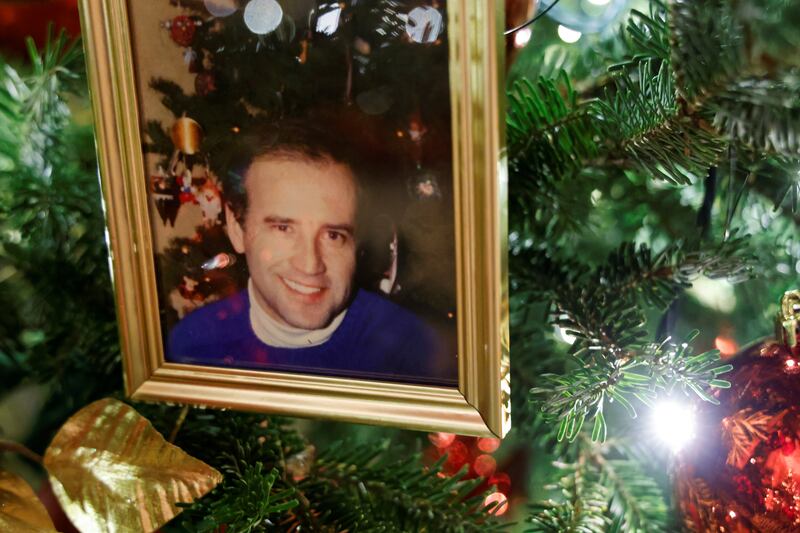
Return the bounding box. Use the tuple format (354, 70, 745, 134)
(688, 277, 737, 313)
(557, 25, 582, 44)
(652, 400, 696, 453)
(587, 0, 611, 5)
(514, 27, 532, 48)
(243, 0, 283, 35)
(316, 5, 342, 36)
(204, 0, 237, 17)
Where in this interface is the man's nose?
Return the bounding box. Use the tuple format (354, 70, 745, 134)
(291, 235, 325, 275)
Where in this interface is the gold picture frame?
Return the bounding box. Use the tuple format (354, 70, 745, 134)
(79, 0, 509, 437)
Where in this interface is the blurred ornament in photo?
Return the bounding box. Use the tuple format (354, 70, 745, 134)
(365, 0, 405, 45)
(183, 48, 199, 71)
(197, 179, 223, 225)
(244, 0, 283, 35)
(406, 6, 444, 44)
(676, 290, 800, 532)
(204, 0, 237, 18)
(171, 116, 204, 155)
(151, 165, 180, 227)
(409, 170, 441, 199)
(167, 15, 200, 47)
(177, 169, 197, 204)
(195, 71, 217, 97)
(378, 230, 399, 295)
(201, 253, 236, 271)
(314, 2, 343, 36)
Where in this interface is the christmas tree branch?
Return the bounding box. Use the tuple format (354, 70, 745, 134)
(527, 455, 611, 533)
(296, 442, 502, 532)
(529, 434, 668, 533)
(530, 333, 732, 442)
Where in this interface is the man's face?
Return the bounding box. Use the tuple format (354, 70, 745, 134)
(226, 156, 357, 330)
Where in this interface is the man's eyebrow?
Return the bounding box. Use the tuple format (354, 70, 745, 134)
(263, 216, 295, 224)
(262, 217, 354, 234)
(323, 223, 354, 235)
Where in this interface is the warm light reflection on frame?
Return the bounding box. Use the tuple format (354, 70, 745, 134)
(78, 0, 509, 437)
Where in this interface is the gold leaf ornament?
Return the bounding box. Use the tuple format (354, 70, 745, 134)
(43, 398, 222, 533)
(0, 469, 58, 532)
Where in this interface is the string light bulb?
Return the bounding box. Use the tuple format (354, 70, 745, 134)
(652, 400, 696, 453)
(557, 25, 582, 43)
(514, 27, 532, 48)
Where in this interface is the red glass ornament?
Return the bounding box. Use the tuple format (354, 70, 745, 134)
(483, 492, 508, 516)
(472, 454, 497, 478)
(170, 15, 197, 47)
(444, 440, 469, 471)
(676, 339, 800, 531)
(488, 472, 511, 494)
(477, 437, 501, 453)
(427, 432, 456, 449)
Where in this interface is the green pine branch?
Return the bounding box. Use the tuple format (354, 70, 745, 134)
(530, 333, 731, 443)
(178, 464, 298, 533)
(621, 3, 670, 64)
(669, 0, 800, 156)
(602, 458, 667, 533)
(0, 29, 119, 431)
(517, 237, 746, 442)
(597, 60, 727, 185)
(527, 458, 611, 533)
(295, 441, 504, 532)
(528, 435, 669, 532)
(509, 0, 800, 241)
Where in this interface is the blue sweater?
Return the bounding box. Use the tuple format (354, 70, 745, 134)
(167, 289, 457, 386)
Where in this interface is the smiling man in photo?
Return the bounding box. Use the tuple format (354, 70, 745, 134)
(167, 123, 456, 385)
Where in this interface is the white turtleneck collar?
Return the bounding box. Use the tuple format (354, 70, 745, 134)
(248, 278, 347, 348)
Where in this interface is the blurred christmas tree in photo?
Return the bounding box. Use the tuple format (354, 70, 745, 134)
(1, 0, 800, 531)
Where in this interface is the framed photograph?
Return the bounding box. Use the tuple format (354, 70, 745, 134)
(79, 0, 508, 436)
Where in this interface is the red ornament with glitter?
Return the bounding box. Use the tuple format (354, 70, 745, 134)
(169, 15, 198, 47)
(675, 290, 800, 532)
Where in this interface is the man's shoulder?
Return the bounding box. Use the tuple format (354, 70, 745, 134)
(346, 289, 441, 351)
(168, 290, 251, 356)
(344, 290, 456, 384)
(351, 290, 429, 331)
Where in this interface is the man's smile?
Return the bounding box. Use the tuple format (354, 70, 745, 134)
(281, 276, 324, 296)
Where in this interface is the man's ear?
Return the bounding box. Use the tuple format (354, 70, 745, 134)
(225, 203, 246, 254)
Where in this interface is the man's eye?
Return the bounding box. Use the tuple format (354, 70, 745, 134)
(273, 224, 290, 232)
(327, 231, 346, 242)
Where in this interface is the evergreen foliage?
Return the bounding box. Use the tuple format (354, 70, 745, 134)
(509, 0, 800, 528)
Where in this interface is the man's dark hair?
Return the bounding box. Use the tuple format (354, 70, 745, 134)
(221, 120, 358, 223)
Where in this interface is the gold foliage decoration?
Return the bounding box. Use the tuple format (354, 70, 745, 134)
(0, 469, 58, 533)
(42, 398, 222, 533)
